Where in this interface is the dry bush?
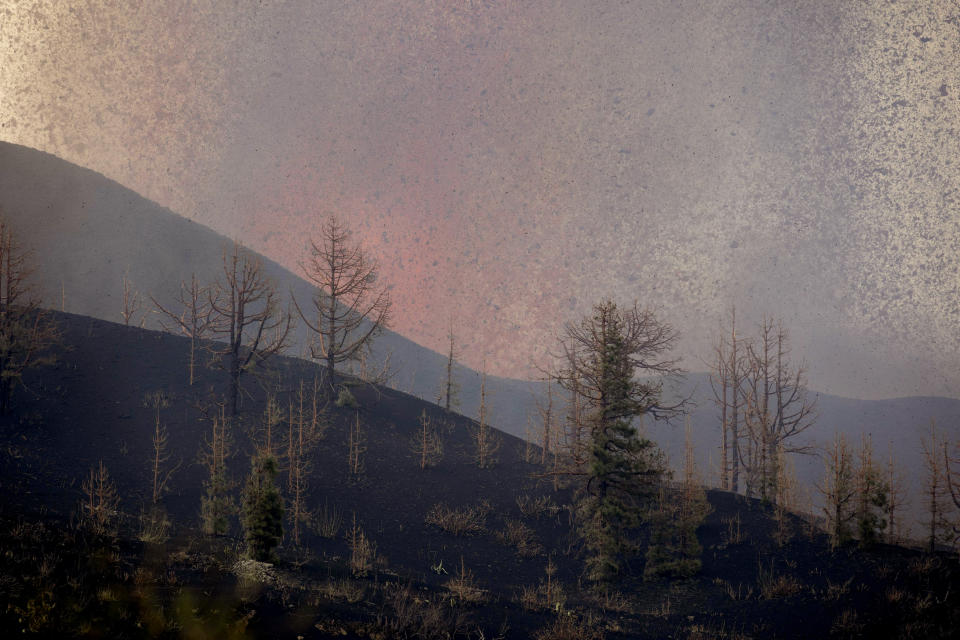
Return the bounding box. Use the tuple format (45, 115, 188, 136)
(587, 588, 631, 614)
(885, 586, 907, 605)
(138, 505, 171, 544)
(315, 578, 367, 604)
(533, 615, 604, 640)
(311, 500, 343, 539)
(517, 557, 565, 612)
(757, 562, 802, 600)
(723, 514, 743, 545)
(494, 519, 542, 557)
(831, 609, 863, 637)
(713, 578, 754, 601)
(823, 577, 854, 600)
(425, 502, 489, 536)
(80, 460, 120, 536)
(517, 494, 560, 519)
(444, 557, 485, 604)
(384, 583, 472, 640)
(347, 515, 376, 577)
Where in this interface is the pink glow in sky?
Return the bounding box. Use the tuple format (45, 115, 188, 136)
(3, 1, 960, 397)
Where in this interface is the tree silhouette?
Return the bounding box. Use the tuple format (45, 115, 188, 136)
(0, 217, 58, 414)
(294, 216, 391, 397)
(555, 300, 682, 583)
(209, 243, 292, 417)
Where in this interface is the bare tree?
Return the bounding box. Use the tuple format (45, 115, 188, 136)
(294, 216, 391, 397)
(151, 274, 215, 385)
(740, 317, 817, 502)
(81, 460, 121, 537)
(0, 218, 59, 414)
(121, 273, 144, 327)
(209, 242, 292, 417)
(709, 307, 747, 492)
(472, 364, 501, 469)
(347, 412, 366, 478)
(411, 409, 444, 470)
(536, 380, 556, 466)
(818, 433, 856, 548)
(286, 379, 324, 545)
(442, 317, 461, 412)
(200, 399, 234, 536)
(144, 391, 179, 505)
(922, 419, 950, 552)
(884, 450, 908, 543)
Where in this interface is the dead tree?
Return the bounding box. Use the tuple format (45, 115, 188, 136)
(287, 379, 324, 545)
(473, 364, 501, 468)
(121, 274, 144, 327)
(0, 217, 59, 414)
(411, 409, 443, 470)
(145, 391, 178, 505)
(151, 274, 215, 385)
(885, 450, 908, 543)
(922, 419, 950, 551)
(81, 460, 121, 536)
(709, 307, 747, 492)
(442, 317, 461, 412)
(536, 379, 556, 466)
(294, 216, 391, 397)
(740, 317, 817, 502)
(347, 412, 366, 478)
(200, 399, 234, 536)
(818, 433, 856, 548)
(209, 242, 292, 417)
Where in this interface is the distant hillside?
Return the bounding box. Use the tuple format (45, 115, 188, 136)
(0, 140, 527, 432)
(3, 140, 959, 533)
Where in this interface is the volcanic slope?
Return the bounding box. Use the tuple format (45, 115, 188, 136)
(0, 311, 958, 638)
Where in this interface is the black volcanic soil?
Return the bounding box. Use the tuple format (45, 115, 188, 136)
(1, 311, 958, 638)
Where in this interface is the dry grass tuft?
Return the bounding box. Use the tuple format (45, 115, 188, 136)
(517, 494, 560, 519)
(425, 502, 489, 536)
(494, 518, 542, 556)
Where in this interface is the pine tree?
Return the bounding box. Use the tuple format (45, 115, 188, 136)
(854, 435, 889, 547)
(242, 453, 284, 562)
(644, 422, 710, 579)
(557, 300, 681, 583)
(200, 402, 234, 536)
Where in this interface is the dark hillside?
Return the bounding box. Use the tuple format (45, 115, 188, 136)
(1, 311, 958, 638)
(4, 140, 960, 540)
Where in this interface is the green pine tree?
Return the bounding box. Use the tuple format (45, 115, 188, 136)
(559, 300, 680, 584)
(242, 454, 284, 562)
(201, 468, 233, 536)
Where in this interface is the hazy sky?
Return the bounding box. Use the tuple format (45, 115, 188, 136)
(2, 1, 959, 398)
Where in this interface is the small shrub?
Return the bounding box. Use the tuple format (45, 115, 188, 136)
(335, 386, 358, 408)
(242, 454, 283, 562)
(347, 515, 376, 577)
(445, 557, 485, 604)
(831, 609, 862, 637)
(315, 578, 366, 604)
(139, 505, 171, 544)
(384, 584, 472, 640)
(312, 500, 343, 538)
(757, 562, 802, 600)
(80, 460, 120, 537)
(494, 519, 541, 556)
(518, 557, 565, 612)
(713, 578, 754, 601)
(517, 494, 559, 519)
(533, 615, 605, 640)
(425, 502, 488, 536)
(723, 514, 743, 545)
